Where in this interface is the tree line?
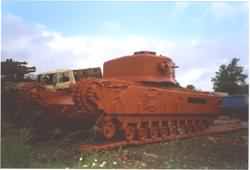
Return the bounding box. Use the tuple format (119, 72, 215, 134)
(186, 57, 248, 95)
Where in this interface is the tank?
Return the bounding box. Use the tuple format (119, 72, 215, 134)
(73, 51, 222, 141)
(1, 58, 36, 81)
(14, 67, 102, 131)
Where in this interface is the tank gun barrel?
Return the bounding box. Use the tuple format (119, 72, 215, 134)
(17, 66, 36, 74)
(14, 61, 27, 65)
(4, 58, 27, 65)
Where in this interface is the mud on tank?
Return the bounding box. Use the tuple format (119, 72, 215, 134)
(73, 51, 222, 141)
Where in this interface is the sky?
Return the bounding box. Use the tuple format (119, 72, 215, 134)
(1, 0, 249, 91)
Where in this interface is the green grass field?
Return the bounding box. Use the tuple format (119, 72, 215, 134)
(1, 121, 248, 169)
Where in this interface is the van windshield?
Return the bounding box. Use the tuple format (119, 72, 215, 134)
(38, 73, 57, 85)
(58, 72, 70, 83)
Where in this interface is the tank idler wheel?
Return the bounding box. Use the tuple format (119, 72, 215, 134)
(124, 126, 136, 141)
(103, 122, 116, 140)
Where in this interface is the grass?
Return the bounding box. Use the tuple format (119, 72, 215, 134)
(2, 137, 32, 168)
(78, 151, 120, 168)
(1, 124, 32, 168)
(1, 121, 248, 169)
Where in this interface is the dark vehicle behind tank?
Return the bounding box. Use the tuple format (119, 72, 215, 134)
(221, 95, 248, 121)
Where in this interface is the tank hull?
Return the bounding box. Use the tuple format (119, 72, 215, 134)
(74, 79, 221, 114)
(73, 79, 222, 140)
(15, 82, 97, 130)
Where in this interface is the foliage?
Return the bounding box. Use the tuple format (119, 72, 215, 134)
(78, 151, 120, 169)
(175, 82, 182, 88)
(211, 58, 248, 95)
(186, 84, 196, 90)
(1, 130, 32, 168)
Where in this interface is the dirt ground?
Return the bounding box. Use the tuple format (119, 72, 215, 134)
(1, 121, 248, 169)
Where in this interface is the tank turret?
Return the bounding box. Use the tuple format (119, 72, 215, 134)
(103, 51, 177, 84)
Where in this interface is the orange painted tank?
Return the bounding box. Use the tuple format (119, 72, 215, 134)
(14, 68, 102, 130)
(15, 82, 94, 130)
(73, 51, 222, 141)
(103, 51, 177, 83)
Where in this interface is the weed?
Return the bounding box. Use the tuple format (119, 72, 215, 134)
(1, 136, 32, 168)
(19, 128, 33, 143)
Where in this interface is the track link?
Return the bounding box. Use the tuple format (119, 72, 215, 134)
(80, 119, 243, 152)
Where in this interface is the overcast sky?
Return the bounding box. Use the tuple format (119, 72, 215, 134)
(2, 1, 249, 91)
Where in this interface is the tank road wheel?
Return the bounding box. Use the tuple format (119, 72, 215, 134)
(193, 120, 203, 132)
(124, 125, 136, 141)
(178, 120, 186, 135)
(160, 128, 169, 139)
(186, 120, 192, 133)
(184, 120, 190, 134)
(150, 128, 160, 139)
(150, 122, 160, 139)
(103, 122, 116, 140)
(203, 120, 210, 129)
(191, 120, 197, 133)
(138, 122, 149, 141)
(160, 121, 170, 139)
(199, 120, 207, 131)
(170, 120, 178, 136)
(138, 128, 148, 141)
(196, 120, 203, 132)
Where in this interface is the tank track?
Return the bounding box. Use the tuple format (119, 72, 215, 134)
(93, 113, 214, 141)
(80, 117, 243, 152)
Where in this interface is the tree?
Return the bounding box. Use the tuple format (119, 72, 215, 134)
(175, 81, 182, 88)
(186, 84, 196, 90)
(211, 58, 248, 95)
